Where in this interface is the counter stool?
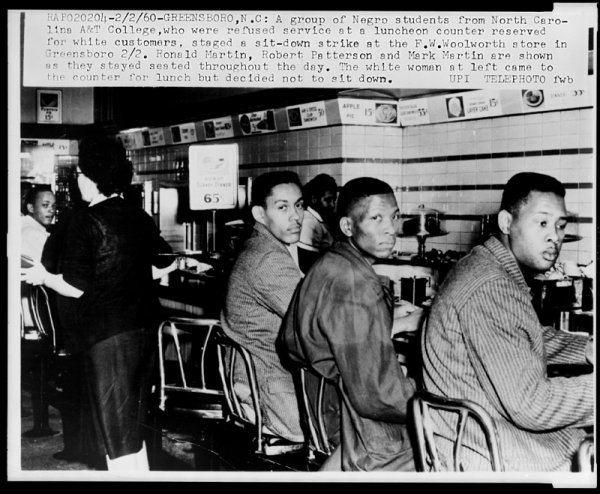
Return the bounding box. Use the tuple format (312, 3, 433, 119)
(297, 365, 338, 469)
(214, 328, 304, 456)
(157, 316, 225, 420)
(410, 390, 504, 471)
(152, 316, 226, 468)
(575, 434, 595, 472)
(21, 284, 59, 437)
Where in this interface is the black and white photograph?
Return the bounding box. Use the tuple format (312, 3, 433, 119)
(7, 6, 597, 485)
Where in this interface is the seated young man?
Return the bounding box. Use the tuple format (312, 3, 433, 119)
(279, 177, 424, 471)
(221, 171, 305, 443)
(421, 172, 594, 471)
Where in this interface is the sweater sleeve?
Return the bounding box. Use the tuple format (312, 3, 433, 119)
(461, 276, 594, 431)
(542, 325, 589, 365)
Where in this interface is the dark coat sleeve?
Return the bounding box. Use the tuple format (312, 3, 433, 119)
(317, 266, 416, 422)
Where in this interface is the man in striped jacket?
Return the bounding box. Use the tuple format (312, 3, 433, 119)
(421, 172, 594, 472)
(221, 171, 306, 444)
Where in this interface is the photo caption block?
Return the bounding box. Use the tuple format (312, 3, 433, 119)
(23, 8, 592, 88)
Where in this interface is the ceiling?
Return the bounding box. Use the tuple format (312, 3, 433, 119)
(108, 87, 453, 131)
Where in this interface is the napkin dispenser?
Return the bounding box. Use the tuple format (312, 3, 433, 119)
(397, 276, 428, 306)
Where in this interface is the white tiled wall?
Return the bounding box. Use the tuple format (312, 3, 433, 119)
(131, 107, 595, 265)
(394, 108, 596, 264)
(236, 128, 344, 186)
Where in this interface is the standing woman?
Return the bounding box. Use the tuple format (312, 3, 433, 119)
(22, 135, 182, 470)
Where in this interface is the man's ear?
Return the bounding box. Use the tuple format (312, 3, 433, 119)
(498, 209, 512, 235)
(339, 216, 353, 238)
(26, 203, 34, 215)
(251, 205, 266, 225)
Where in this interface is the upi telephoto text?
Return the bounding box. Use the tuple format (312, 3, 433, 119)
(25, 10, 590, 87)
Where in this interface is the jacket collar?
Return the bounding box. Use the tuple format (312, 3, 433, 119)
(332, 240, 392, 288)
(253, 222, 291, 251)
(483, 236, 530, 293)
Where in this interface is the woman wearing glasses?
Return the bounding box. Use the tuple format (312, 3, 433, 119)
(22, 134, 189, 471)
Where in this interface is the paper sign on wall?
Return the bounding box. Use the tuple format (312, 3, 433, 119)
(37, 89, 62, 124)
(148, 128, 166, 147)
(286, 101, 327, 129)
(338, 98, 401, 126)
(188, 143, 239, 210)
(117, 132, 139, 150)
(441, 90, 503, 121)
(203, 116, 234, 140)
(520, 88, 592, 113)
(238, 110, 277, 135)
(397, 99, 431, 126)
(171, 122, 198, 143)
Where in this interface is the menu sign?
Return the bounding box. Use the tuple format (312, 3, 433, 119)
(397, 99, 431, 126)
(117, 132, 140, 150)
(21, 138, 72, 155)
(338, 98, 401, 126)
(442, 90, 503, 121)
(139, 128, 165, 147)
(238, 110, 277, 135)
(520, 88, 592, 113)
(188, 143, 239, 210)
(36, 89, 62, 124)
(148, 128, 166, 147)
(463, 90, 503, 118)
(171, 122, 198, 143)
(286, 101, 327, 129)
(203, 116, 234, 140)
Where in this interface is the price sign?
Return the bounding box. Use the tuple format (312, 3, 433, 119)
(188, 143, 239, 210)
(338, 98, 401, 126)
(36, 89, 62, 124)
(286, 101, 327, 129)
(398, 99, 431, 126)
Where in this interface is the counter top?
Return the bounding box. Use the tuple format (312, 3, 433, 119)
(158, 271, 225, 319)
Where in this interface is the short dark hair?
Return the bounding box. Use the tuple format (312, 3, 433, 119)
(303, 174, 338, 203)
(23, 184, 54, 214)
(78, 134, 133, 196)
(250, 171, 302, 207)
(500, 172, 566, 217)
(336, 177, 395, 219)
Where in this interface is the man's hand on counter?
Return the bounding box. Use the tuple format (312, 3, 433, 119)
(391, 301, 426, 338)
(177, 257, 213, 274)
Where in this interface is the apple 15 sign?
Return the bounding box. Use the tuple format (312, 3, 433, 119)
(188, 143, 239, 210)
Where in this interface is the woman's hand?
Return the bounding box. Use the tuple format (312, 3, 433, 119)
(21, 262, 83, 298)
(21, 262, 48, 286)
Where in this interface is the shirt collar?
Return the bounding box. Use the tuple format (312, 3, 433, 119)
(22, 214, 49, 232)
(89, 193, 120, 207)
(307, 206, 323, 223)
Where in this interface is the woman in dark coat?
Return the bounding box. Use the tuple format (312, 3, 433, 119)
(22, 135, 188, 470)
